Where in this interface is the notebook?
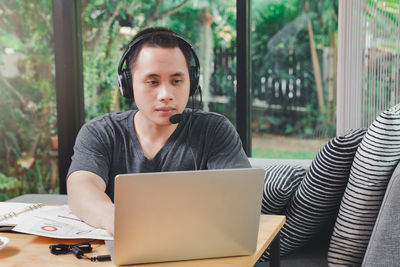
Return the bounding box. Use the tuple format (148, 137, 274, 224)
(107, 168, 265, 265)
(0, 202, 44, 230)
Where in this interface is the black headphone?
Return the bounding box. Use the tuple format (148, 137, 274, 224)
(117, 28, 201, 99)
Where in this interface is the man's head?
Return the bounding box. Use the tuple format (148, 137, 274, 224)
(118, 27, 200, 99)
(117, 27, 200, 126)
(126, 28, 192, 77)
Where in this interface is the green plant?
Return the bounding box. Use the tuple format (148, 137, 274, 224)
(0, 172, 21, 201)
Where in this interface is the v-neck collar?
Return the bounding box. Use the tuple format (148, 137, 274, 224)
(128, 110, 185, 164)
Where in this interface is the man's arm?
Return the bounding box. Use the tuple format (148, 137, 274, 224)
(67, 171, 114, 235)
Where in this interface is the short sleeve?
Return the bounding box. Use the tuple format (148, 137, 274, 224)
(206, 116, 251, 169)
(67, 121, 112, 185)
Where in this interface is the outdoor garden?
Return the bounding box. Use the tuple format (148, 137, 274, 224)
(0, 0, 340, 199)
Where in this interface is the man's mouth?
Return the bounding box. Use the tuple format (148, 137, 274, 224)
(156, 107, 173, 111)
(155, 107, 175, 115)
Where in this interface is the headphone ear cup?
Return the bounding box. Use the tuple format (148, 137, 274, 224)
(189, 66, 200, 96)
(119, 70, 134, 99)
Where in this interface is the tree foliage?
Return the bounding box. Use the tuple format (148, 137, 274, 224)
(0, 0, 56, 199)
(251, 0, 338, 137)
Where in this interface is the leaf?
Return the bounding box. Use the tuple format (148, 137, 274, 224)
(0, 172, 21, 190)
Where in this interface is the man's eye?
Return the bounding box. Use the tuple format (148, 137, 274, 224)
(146, 80, 158, 85)
(172, 79, 182, 84)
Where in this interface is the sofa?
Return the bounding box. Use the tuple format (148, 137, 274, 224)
(251, 157, 400, 267)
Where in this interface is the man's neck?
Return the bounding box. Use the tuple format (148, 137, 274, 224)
(133, 111, 178, 160)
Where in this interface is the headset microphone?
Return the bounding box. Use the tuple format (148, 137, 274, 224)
(169, 114, 183, 124)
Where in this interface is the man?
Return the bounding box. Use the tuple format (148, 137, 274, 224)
(67, 27, 250, 235)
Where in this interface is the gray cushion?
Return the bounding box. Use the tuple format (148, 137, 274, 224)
(259, 128, 366, 261)
(261, 164, 306, 214)
(328, 104, 400, 266)
(362, 165, 400, 267)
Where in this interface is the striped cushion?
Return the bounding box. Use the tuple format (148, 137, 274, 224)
(260, 128, 366, 261)
(261, 165, 306, 215)
(328, 104, 400, 266)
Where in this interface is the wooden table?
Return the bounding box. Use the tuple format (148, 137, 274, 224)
(0, 215, 285, 266)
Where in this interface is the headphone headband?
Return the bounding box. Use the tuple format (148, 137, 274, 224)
(117, 29, 201, 99)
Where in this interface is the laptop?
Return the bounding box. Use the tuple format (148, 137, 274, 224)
(106, 168, 265, 265)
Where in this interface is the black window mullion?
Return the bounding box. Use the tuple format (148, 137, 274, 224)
(236, 0, 252, 156)
(52, 0, 84, 194)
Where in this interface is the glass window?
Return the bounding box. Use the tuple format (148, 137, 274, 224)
(336, 0, 400, 133)
(81, 0, 237, 123)
(0, 1, 58, 200)
(250, 0, 338, 159)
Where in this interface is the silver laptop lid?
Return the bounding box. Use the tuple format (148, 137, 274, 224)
(114, 168, 265, 265)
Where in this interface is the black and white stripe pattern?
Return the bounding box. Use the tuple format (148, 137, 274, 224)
(328, 104, 400, 266)
(260, 128, 366, 262)
(261, 165, 306, 215)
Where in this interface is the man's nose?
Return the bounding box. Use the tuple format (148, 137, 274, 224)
(157, 83, 174, 101)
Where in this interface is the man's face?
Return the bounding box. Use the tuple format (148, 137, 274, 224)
(132, 46, 190, 126)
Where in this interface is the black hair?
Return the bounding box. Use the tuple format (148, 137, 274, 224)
(126, 27, 193, 74)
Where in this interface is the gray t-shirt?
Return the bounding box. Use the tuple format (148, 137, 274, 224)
(67, 109, 251, 201)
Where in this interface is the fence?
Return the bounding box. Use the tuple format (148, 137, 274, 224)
(207, 47, 319, 134)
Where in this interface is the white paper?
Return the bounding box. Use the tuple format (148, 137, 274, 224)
(12, 205, 113, 240)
